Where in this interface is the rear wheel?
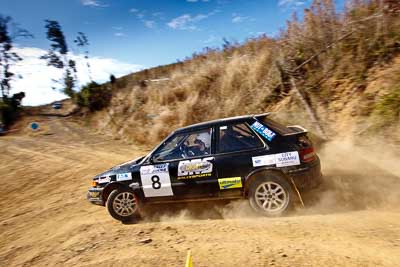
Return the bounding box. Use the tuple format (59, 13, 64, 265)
(106, 189, 141, 222)
(248, 173, 293, 216)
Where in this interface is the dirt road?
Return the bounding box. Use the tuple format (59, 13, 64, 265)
(0, 116, 399, 266)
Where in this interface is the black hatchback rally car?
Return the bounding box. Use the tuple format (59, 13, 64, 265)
(87, 113, 322, 222)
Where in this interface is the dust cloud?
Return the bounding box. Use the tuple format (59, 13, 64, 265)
(301, 139, 400, 214)
(139, 200, 258, 223)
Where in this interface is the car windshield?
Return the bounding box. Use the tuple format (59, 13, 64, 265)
(152, 134, 186, 161)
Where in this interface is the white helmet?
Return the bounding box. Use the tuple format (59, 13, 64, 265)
(196, 132, 211, 148)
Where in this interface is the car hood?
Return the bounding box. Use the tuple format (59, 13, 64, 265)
(94, 156, 145, 179)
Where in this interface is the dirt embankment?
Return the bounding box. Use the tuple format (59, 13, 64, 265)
(0, 115, 399, 266)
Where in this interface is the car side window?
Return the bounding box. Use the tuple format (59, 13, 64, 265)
(181, 128, 212, 158)
(218, 123, 264, 153)
(152, 128, 212, 162)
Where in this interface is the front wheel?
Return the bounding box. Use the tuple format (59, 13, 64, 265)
(106, 189, 141, 222)
(248, 173, 294, 217)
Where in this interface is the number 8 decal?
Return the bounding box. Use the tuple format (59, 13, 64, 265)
(140, 164, 173, 197)
(151, 175, 161, 189)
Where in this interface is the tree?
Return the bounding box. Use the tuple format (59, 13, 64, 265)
(0, 15, 30, 128)
(41, 20, 77, 97)
(0, 15, 31, 99)
(109, 74, 116, 84)
(74, 32, 92, 82)
(75, 81, 111, 111)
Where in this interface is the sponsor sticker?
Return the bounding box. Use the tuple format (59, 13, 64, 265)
(275, 151, 300, 167)
(140, 163, 168, 175)
(116, 172, 132, 182)
(252, 154, 276, 167)
(218, 177, 242, 190)
(178, 157, 213, 179)
(250, 121, 276, 141)
(252, 151, 300, 167)
(98, 176, 111, 184)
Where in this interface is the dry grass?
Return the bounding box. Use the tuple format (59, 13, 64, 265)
(92, 52, 400, 147)
(85, 0, 400, 147)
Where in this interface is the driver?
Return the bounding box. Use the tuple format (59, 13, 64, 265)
(193, 131, 211, 155)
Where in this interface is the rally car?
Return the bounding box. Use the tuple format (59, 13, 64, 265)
(87, 113, 322, 222)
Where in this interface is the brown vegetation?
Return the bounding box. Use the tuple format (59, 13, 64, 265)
(84, 0, 400, 147)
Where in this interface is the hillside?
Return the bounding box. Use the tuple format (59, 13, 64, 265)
(69, 0, 400, 149)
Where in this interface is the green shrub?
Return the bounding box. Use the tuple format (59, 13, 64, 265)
(75, 82, 112, 111)
(374, 85, 400, 123)
(0, 92, 25, 128)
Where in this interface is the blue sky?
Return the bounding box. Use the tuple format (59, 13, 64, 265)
(0, 0, 344, 105)
(1, 0, 336, 67)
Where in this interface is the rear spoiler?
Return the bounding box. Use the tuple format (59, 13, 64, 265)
(253, 113, 271, 120)
(284, 125, 308, 136)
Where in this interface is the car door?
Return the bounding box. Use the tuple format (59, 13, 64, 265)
(214, 121, 269, 193)
(145, 127, 218, 200)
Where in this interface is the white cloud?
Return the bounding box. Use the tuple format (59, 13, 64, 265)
(81, 0, 108, 7)
(152, 12, 164, 19)
(203, 35, 218, 44)
(231, 13, 254, 23)
(232, 15, 246, 23)
(129, 9, 160, 29)
(137, 12, 146, 19)
(278, 0, 306, 7)
(114, 32, 127, 37)
(9, 47, 143, 106)
(144, 20, 156, 29)
(187, 0, 210, 2)
(168, 14, 197, 30)
(167, 12, 215, 30)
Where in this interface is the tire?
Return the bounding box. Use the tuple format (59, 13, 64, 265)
(106, 189, 141, 222)
(248, 172, 294, 217)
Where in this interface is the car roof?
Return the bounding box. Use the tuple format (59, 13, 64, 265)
(175, 113, 270, 133)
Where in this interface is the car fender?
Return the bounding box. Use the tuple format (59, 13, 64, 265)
(243, 167, 289, 196)
(128, 182, 146, 200)
(102, 182, 132, 203)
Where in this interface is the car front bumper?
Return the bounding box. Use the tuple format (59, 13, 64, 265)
(287, 157, 323, 191)
(87, 187, 104, 206)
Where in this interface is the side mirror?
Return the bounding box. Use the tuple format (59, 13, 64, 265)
(149, 154, 161, 164)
